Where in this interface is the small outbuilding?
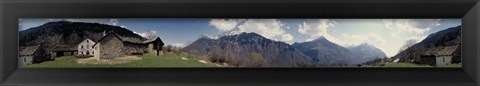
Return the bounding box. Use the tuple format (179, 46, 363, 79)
(51, 45, 78, 58)
(19, 45, 48, 66)
(419, 45, 459, 66)
(144, 37, 165, 56)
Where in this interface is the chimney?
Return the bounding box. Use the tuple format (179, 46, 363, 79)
(103, 30, 106, 36)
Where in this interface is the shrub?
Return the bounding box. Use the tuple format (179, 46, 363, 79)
(249, 52, 266, 67)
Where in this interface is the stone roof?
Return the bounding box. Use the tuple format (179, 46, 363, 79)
(52, 45, 77, 51)
(143, 37, 164, 45)
(19, 45, 40, 56)
(421, 45, 459, 56)
(93, 31, 166, 47)
(94, 31, 148, 45)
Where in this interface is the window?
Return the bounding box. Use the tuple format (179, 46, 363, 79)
(81, 46, 83, 49)
(24, 57, 26, 62)
(87, 40, 89, 43)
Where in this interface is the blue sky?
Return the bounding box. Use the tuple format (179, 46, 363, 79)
(19, 18, 461, 57)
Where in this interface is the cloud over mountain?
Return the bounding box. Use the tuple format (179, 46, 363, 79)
(133, 30, 158, 39)
(383, 19, 441, 34)
(209, 19, 295, 43)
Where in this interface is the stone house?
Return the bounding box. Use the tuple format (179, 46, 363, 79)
(93, 32, 165, 60)
(19, 45, 48, 65)
(77, 38, 95, 56)
(93, 32, 125, 60)
(419, 45, 459, 66)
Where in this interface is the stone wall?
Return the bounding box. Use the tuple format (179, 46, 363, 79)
(99, 35, 124, 59)
(93, 43, 101, 60)
(435, 56, 452, 66)
(123, 42, 148, 55)
(146, 43, 163, 56)
(19, 56, 33, 66)
(78, 39, 95, 56)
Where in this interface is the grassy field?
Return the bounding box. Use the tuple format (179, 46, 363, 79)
(383, 62, 461, 67)
(442, 63, 462, 67)
(383, 62, 431, 67)
(24, 52, 219, 68)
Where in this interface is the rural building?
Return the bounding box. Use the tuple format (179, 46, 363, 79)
(93, 32, 125, 60)
(93, 32, 165, 60)
(19, 45, 48, 65)
(419, 45, 459, 66)
(144, 37, 165, 56)
(51, 45, 78, 58)
(77, 38, 95, 56)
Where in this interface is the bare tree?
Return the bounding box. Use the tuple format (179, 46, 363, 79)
(398, 39, 419, 53)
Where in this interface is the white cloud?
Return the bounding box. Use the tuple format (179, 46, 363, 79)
(341, 33, 387, 47)
(109, 19, 119, 26)
(281, 34, 294, 42)
(133, 30, 158, 39)
(297, 19, 336, 41)
(47, 19, 121, 26)
(210, 19, 295, 43)
(171, 43, 186, 48)
(383, 19, 441, 34)
(47, 19, 63, 21)
(209, 19, 244, 32)
(406, 36, 427, 42)
(120, 25, 127, 28)
(382, 19, 394, 29)
(237, 19, 285, 38)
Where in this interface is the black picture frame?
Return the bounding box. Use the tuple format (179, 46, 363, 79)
(1, 0, 479, 86)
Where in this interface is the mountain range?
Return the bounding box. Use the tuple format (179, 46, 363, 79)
(182, 33, 319, 67)
(291, 37, 386, 66)
(184, 32, 388, 67)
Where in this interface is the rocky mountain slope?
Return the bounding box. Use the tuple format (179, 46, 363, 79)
(183, 33, 319, 67)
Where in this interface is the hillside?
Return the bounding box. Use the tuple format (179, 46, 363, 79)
(19, 21, 147, 52)
(183, 32, 319, 67)
(392, 26, 461, 63)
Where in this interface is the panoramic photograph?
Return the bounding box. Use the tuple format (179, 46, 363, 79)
(18, 18, 461, 68)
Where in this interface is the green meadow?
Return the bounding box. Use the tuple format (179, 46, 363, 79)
(24, 52, 219, 68)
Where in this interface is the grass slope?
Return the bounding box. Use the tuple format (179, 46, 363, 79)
(25, 52, 219, 68)
(383, 62, 461, 67)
